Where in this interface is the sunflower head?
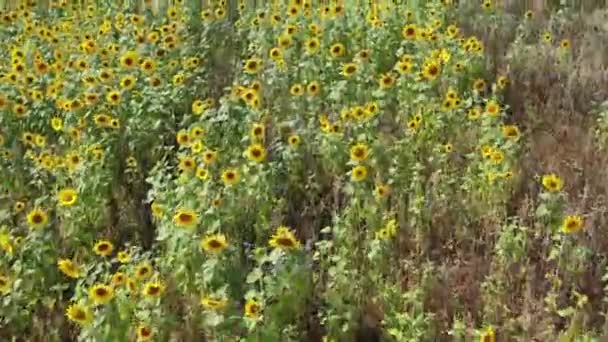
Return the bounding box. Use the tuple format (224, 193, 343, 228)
(269, 226, 301, 251)
(89, 283, 114, 305)
(65, 303, 92, 326)
(93, 240, 114, 257)
(201, 234, 228, 254)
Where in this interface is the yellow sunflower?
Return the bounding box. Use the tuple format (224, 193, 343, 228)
(111, 272, 127, 287)
(351, 165, 368, 182)
(136, 324, 154, 341)
(120, 50, 139, 69)
(201, 295, 228, 310)
(244, 298, 262, 319)
(479, 326, 495, 342)
(221, 169, 240, 186)
(561, 215, 584, 234)
(57, 188, 78, 206)
(89, 283, 114, 305)
(57, 258, 82, 278)
(246, 144, 267, 163)
(65, 303, 92, 326)
(201, 234, 228, 254)
(117, 250, 131, 263)
(142, 281, 165, 298)
(0, 275, 11, 294)
(26, 208, 49, 229)
(269, 226, 301, 250)
(350, 143, 369, 162)
(541, 174, 563, 192)
(288, 134, 300, 147)
(93, 240, 114, 257)
(135, 262, 153, 280)
(173, 208, 199, 228)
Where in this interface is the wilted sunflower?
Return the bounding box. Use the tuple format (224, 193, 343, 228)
(562, 215, 584, 234)
(26, 208, 48, 229)
(541, 174, 563, 192)
(269, 226, 301, 250)
(142, 281, 165, 298)
(201, 234, 228, 254)
(173, 208, 199, 228)
(246, 144, 267, 163)
(221, 169, 240, 186)
(89, 283, 114, 305)
(57, 258, 82, 278)
(201, 295, 228, 310)
(57, 188, 78, 206)
(93, 240, 114, 257)
(65, 303, 92, 326)
(244, 298, 262, 319)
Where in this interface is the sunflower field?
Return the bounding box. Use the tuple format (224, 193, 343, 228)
(1, 0, 608, 341)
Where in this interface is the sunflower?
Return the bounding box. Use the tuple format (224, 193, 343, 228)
(342, 62, 358, 77)
(485, 101, 500, 117)
(65, 303, 92, 326)
(0, 275, 11, 294)
(142, 281, 165, 298)
(173, 208, 199, 228)
(26, 208, 49, 229)
(329, 43, 345, 58)
(201, 234, 228, 254)
(57, 258, 82, 278)
(246, 144, 267, 163)
(288, 134, 300, 147)
(120, 50, 139, 69)
(374, 184, 391, 199)
(250, 123, 265, 141)
(560, 39, 570, 49)
(178, 156, 196, 173)
(402, 24, 417, 40)
(561, 215, 584, 234)
(350, 143, 369, 162)
(117, 250, 131, 263)
(201, 295, 228, 310)
(473, 78, 486, 92)
(307, 81, 320, 96)
(305, 38, 320, 54)
(135, 262, 153, 280)
(136, 325, 154, 341)
(541, 174, 563, 192)
(422, 62, 440, 80)
(111, 272, 126, 286)
(351, 165, 368, 182)
(479, 326, 495, 342)
(203, 150, 217, 164)
(14, 201, 25, 213)
(244, 298, 262, 319)
(290, 84, 304, 96)
(89, 283, 114, 305)
(57, 188, 78, 206)
(176, 130, 191, 147)
(194, 167, 209, 180)
(93, 240, 114, 257)
(120, 75, 136, 90)
(269, 226, 301, 250)
(106, 90, 121, 105)
(192, 99, 205, 115)
(502, 125, 520, 140)
(244, 57, 262, 74)
(221, 169, 240, 186)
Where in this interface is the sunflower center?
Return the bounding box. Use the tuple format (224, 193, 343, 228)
(73, 309, 86, 320)
(98, 243, 109, 251)
(276, 237, 295, 247)
(148, 286, 160, 295)
(32, 214, 43, 223)
(226, 172, 235, 180)
(251, 149, 261, 157)
(178, 213, 193, 223)
(95, 288, 108, 296)
(208, 239, 223, 248)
